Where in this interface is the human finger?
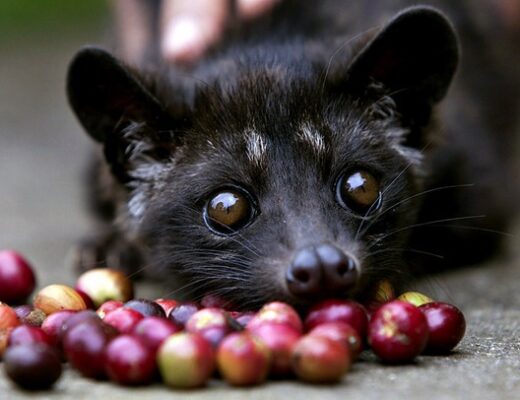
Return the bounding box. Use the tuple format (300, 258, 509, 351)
(161, 0, 229, 64)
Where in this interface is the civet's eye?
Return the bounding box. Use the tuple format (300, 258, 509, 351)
(204, 188, 257, 234)
(336, 170, 381, 215)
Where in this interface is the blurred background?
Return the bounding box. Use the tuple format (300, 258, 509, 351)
(0, 1, 109, 287)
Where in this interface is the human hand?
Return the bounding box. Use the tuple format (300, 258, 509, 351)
(160, 0, 281, 64)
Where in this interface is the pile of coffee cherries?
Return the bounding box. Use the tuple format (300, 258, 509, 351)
(0, 249, 466, 390)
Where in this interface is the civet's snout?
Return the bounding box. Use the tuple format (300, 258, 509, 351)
(286, 243, 359, 299)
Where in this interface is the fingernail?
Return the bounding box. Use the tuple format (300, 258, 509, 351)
(162, 17, 205, 63)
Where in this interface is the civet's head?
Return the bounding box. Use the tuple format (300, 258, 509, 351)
(68, 7, 458, 309)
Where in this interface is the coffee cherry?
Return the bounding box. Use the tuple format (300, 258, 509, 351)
(247, 322, 301, 376)
(33, 285, 86, 315)
(0, 303, 20, 330)
(40, 310, 76, 347)
(63, 320, 117, 379)
(157, 332, 215, 388)
(154, 298, 178, 316)
(231, 311, 256, 328)
(14, 305, 46, 327)
(168, 302, 200, 329)
(104, 308, 144, 334)
(75, 268, 134, 308)
(14, 305, 32, 319)
(398, 291, 434, 307)
(247, 302, 303, 333)
(8, 325, 53, 348)
(0, 250, 36, 304)
(305, 299, 368, 338)
(61, 310, 101, 336)
(124, 299, 165, 318)
(291, 335, 350, 383)
(3, 344, 61, 390)
(186, 308, 234, 347)
(133, 317, 181, 353)
(419, 302, 466, 354)
(96, 300, 123, 319)
(309, 321, 362, 360)
(368, 300, 429, 363)
(105, 335, 156, 385)
(217, 332, 271, 386)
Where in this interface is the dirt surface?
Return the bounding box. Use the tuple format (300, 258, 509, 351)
(1, 23, 520, 400)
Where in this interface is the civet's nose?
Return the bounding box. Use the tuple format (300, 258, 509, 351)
(286, 243, 358, 298)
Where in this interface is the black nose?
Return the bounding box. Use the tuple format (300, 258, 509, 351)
(286, 243, 358, 298)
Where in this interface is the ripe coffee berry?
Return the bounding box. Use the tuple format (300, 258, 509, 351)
(105, 335, 156, 386)
(309, 321, 362, 359)
(63, 320, 117, 379)
(186, 308, 233, 347)
(168, 302, 200, 329)
(97, 300, 123, 319)
(0, 250, 36, 304)
(368, 300, 429, 363)
(3, 344, 62, 390)
(154, 299, 178, 316)
(124, 299, 165, 318)
(8, 325, 53, 348)
(133, 317, 181, 353)
(420, 302, 466, 354)
(247, 322, 301, 376)
(247, 302, 303, 333)
(40, 310, 76, 347)
(60, 310, 101, 339)
(305, 299, 368, 338)
(232, 311, 256, 328)
(217, 332, 271, 386)
(104, 308, 144, 334)
(157, 332, 215, 388)
(291, 334, 350, 383)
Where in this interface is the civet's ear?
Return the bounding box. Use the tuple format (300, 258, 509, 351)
(67, 47, 179, 182)
(67, 47, 170, 142)
(343, 6, 459, 125)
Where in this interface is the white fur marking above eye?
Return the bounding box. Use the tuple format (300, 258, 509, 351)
(128, 190, 147, 221)
(298, 124, 326, 154)
(245, 130, 267, 167)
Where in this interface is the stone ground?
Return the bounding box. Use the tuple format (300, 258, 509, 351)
(1, 19, 520, 400)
